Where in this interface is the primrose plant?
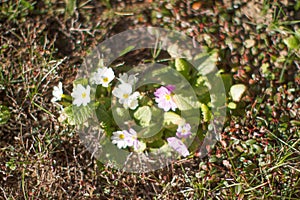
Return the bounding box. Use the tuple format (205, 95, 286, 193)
(51, 46, 227, 165)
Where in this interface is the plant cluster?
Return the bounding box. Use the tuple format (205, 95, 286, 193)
(51, 47, 227, 160)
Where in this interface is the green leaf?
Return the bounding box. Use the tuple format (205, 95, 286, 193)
(149, 142, 173, 157)
(98, 97, 111, 109)
(195, 50, 218, 75)
(173, 94, 200, 110)
(64, 103, 94, 125)
(147, 139, 165, 148)
(0, 105, 10, 125)
(167, 43, 192, 59)
(134, 106, 152, 127)
(230, 84, 247, 102)
(163, 112, 183, 126)
(193, 87, 210, 103)
(73, 78, 88, 86)
(137, 125, 163, 142)
(284, 35, 300, 50)
(220, 74, 232, 93)
(139, 95, 153, 106)
(185, 116, 201, 126)
(112, 107, 127, 120)
(151, 106, 162, 118)
(175, 58, 191, 77)
(96, 104, 113, 126)
(200, 103, 212, 122)
(195, 75, 208, 87)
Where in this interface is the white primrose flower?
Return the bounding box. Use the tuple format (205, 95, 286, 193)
(125, 128, 140, 151)
(112, 83, 140, 110)
(126, 91, 140, 110)
(176, 123, 192, 139)
(118, 73, 138, 86)
(112, 83, 132, 103)
(111, 131, 130, 149)
(167, 137, 189, 157)
(90, 67, 115, 87)
(71, 84, 91, 106)
(111, 128, 140, 150)
(51, 82, 63, 103)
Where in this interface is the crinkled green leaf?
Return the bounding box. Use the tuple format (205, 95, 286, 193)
(167, 43, 192, 59)
(73, 78, 89, 86)
(173, 94, 200, 110)
(163, 112, 183, 126)
(200, 103, 212, 122)
(220, 74, 232, 93)
(195, 50, 218, 75)
(193, 76, 210, 103)
(134, 106, 152, 127)
(64, 103, 94, 125)
(146, 139, 165, 148)
(185, 116, 201, 126)
(137, 125, 162, 142)
(139, 95, 153, 106)
(151, 106, 162, 117)
(175, 58, 191, 77)
(96, 104, 113, 126)
(149, 142, 173, 157)
(112, 107, 128, 122)
(193, 87, 210, 103)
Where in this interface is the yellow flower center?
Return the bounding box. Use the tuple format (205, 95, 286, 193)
(182, 129, 186, 133)
(119, 134, 125, 139)
(165, 94, 171, 101)
(123, 94, 129, 99)
(103, 77, 109, 82)
(81, 92, 87, 98)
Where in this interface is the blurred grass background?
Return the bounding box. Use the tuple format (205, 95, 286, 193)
(0, 0, 299, 199)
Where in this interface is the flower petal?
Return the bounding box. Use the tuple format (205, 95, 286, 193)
(167, 137, 189, 157)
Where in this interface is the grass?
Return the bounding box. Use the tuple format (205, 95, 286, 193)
(0, 0, 299, 199)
